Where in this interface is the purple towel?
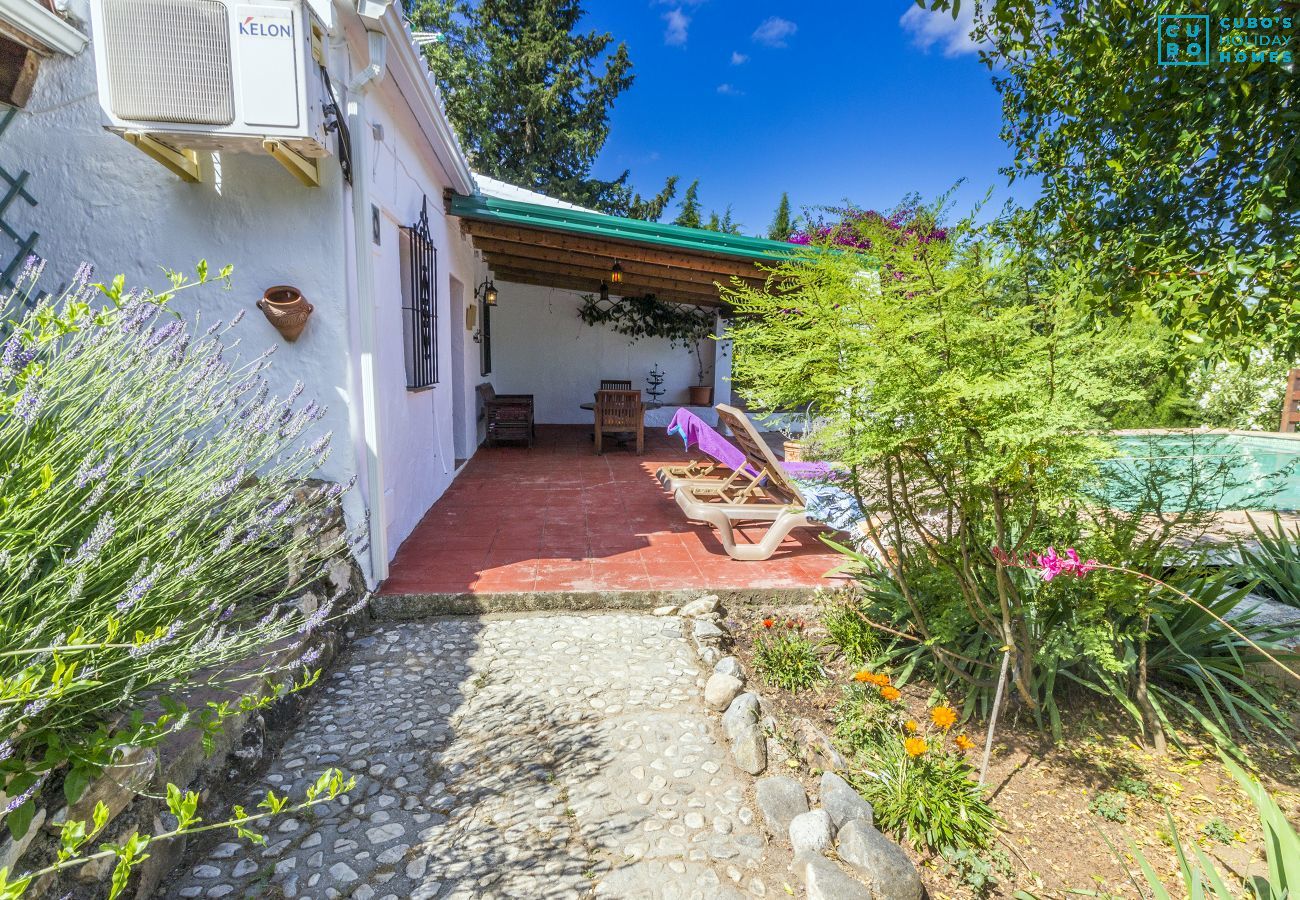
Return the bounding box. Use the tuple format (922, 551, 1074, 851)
(666, 408, 758, 476)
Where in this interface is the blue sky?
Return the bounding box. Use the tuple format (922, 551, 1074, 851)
(580, 1, 1028, 236)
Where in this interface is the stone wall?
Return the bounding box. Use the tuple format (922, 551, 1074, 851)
(2, 552, 371, 899)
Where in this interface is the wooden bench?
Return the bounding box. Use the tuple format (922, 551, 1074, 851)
(477, 383, 535, 447)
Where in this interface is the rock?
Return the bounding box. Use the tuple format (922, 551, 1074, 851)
(652, 605, 679, 616)
(700, 646, 721, 667)
(789, 809, 833, 854)
(692, 620, 726, 643)
(232, 859, 258, 878)
(704, 673, 745, 711)
(329, 861, 359, 883)
(820, 772, 874, 831)
(800, 854, 873, 900)
(722, 693, 762, 742)
(755, 776, 808, 834)
(713, 656, 745, 680)
(0, 807, 46, 875)
(680, 595, 720, 618)
(837, 819, 921, 900)
(732, 723, 767, 775)
(794, 719, 846, 773)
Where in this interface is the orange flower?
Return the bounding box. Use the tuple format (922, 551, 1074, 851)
(762, 618, 775, 629)
(904, 720, 919, 733)
(929, 705, 957, 730)
(956, 734, 976, 751)
(879, 685, 901, 702)
(904, 736, 927, 757)
(852, 670, 871, 682)
(853, 671, 890, 687)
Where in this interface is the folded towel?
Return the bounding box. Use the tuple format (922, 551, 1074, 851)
(667, 408, 758, 476)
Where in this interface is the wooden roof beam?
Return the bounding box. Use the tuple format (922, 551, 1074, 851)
(489, 267, 726, 307)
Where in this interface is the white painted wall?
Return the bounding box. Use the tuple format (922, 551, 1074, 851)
(0, 34, 361, 497)
(0, 12, 485, 579)
(359, 72, 479, 554)
(488, 282, 720, 426)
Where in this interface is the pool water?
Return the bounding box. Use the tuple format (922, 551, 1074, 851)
(1103, 433, 1300, 512)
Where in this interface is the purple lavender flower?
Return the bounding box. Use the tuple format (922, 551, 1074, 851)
(117, 560, 161, 612)
(299, 646, 322, 668)
(202, 468, 246, 503)
(73, 512, 116, 565)
(3, 774, 44, 814)
(75, 452, 114, 489)
(143, 320, 183, 352)
(128, 618, 183, 658)
(22, 696, 49, 718)
(14, 379, 46, 423)
(0, 738, 13, 763)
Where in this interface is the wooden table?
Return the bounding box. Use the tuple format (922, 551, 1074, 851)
(580, 400, 662, 444)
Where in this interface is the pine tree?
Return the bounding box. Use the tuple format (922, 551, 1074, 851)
(626, 176, 679, 221)
(673, 180, 702, 229)
(410, 0, 634, 210)
(768, 192, 792, 240)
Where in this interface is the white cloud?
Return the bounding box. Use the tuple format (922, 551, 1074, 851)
(730, 50, 748, 64)
(752, 16, 797, 47)
(663, 7, 690, 45)
(898, 3, 982, 57)
(717, 83, 744, 96)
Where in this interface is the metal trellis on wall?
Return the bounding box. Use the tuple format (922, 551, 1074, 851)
(0, 107, 38, 289)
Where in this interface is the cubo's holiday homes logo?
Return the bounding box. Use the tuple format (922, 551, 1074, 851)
(1157, 12, 1294, 65)
(1158, 14, 1209, 65)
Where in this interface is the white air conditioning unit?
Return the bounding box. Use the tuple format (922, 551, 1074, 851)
(89, 0, 330, 159)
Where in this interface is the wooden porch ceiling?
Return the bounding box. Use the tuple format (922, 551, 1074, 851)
(461, 219, 774, 307)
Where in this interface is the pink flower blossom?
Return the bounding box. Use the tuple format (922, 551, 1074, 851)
(1032, 547, 1097, 581)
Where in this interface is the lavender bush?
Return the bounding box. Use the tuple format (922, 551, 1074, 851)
(0, 261, 364, 891)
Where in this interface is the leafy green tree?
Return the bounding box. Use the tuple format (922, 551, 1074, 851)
(768, 192, 792, 240)
(411, 0, 634, 210)
(673, 179, 703, 228)
(920, 0, 1300, 356)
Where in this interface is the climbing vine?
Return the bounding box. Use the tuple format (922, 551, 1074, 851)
(578, 293, 720, 384)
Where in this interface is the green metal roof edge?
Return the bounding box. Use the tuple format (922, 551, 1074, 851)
(448, 193, 801, 262)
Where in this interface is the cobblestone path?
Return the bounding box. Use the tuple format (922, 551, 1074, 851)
(164, 614, 775, 899)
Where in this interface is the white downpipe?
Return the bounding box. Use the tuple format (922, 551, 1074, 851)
(349, 29, 389, 582)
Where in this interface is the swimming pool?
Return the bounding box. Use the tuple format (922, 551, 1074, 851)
(1103, 431, 1300, 511)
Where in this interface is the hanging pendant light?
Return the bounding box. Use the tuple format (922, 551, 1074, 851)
(609, 260, 624, 284)
(599, 281, 610, 303)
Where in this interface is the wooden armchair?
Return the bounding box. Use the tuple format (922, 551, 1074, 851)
(594, 389, 644, 454)
(477, 383, 535, 447)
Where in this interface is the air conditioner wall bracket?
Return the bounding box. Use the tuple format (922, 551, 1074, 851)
(122, 131, 200, 182)
(263, 138, 320, 187)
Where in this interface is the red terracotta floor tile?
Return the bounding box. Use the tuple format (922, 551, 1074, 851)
(381, 424, 844, 596)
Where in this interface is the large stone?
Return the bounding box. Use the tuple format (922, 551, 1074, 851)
(704, 673, 745, 711)
(794, 719, 845, 773)
(755, 776, 808, 834)
(800, 854, 873, 900)
(692, 619, 726, 643)
(713, 656, 744, 680)
(680, 595, 721, 618)
(722, 693, 761, 742)
(789, 809, 833, 854)
(820, 772, 874, 831)
(732, 723, 767, 774)
(837, 819, 922, 900)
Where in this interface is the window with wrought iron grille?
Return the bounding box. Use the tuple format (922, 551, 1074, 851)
(400, 198, 438, 389)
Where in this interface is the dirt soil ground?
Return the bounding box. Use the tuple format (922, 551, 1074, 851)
(727, 601, 1300, 900)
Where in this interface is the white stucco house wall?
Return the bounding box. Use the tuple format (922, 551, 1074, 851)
(0, 0, 779, 586)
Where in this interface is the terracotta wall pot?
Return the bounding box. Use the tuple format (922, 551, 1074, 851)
(687, 385, 713, 406)
(257, 285, 314, 342)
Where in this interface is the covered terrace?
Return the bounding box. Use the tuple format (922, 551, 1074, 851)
(377, 182, 848, 608)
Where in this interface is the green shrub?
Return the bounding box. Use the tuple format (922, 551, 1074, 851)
(942, 846, 1012, 898)
(1116, 776, 1152, 799)
(831, 683, 899, 752)
(1089, 791, 1129, 823)
(1235, 513, 1300, 608)
(821, 600, 881, 666)
(753, 625, 825, 693)
(849, 733, 996, 852)
(0, 264, 357, 846)
(1202, 817, 1235, 845)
